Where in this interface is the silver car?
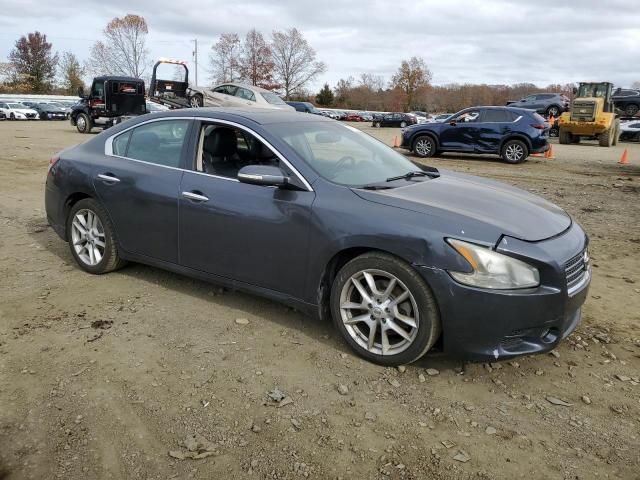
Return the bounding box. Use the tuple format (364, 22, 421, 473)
(189, 83, 294, 111)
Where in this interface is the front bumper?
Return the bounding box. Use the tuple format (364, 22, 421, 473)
(417, 223, 590, 361)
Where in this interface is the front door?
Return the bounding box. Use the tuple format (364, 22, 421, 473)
(93, 118, 192, 263)
(178, 121, 315, 298)
(439, 109, 481, 151)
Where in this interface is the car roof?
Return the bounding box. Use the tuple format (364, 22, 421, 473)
(146, 107, 331, 125)
(222, 82, 279, 94)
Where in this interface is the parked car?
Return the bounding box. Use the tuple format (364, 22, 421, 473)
(372, 112, 418, 128)
(22, 102, 67, 120)
(344, 112, 364, 122)
(358, 112, 373, 121)
(0, 102, 39, 120)
(432, 113, 455, 122)
(319, 110, 340, 120)
(0, 110, 5, 121)
(286, 101, 320, 114)
(401, 106, 549, 164)
(506, 93, 570, 117)
(45, 108, 589, 366)
(612, 88, 640, 117)
(619, 121, 640, 141)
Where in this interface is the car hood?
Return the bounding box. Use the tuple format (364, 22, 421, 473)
(11, 108, 37, 114)
(353, 171, 571, 243)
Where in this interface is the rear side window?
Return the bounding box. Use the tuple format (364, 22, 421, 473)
(483, 109, 512, 122)
(113, 131, 131, 156)
(236, 87, 256, 101)
(119, 120, 190, 167)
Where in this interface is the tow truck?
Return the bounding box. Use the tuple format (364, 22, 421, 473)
(148, 58, 203, 109)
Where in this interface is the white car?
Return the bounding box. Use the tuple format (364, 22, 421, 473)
(0, 102, 39, 120)
(189, 83, 294, 111)
(620, 120, 640, 142)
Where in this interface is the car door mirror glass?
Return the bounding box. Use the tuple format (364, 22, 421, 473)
(238, 165, 290, 188)
(449, 120, 457, 126)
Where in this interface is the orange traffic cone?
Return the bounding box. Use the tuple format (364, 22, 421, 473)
(393, 135, 400, 148)
(618, 148, 629, 165)
(545, 144, 555, 159)
(548, 115, 555, 126)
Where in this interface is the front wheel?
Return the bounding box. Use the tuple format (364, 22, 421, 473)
(400, 121, 407, 128)
(190, 94, 204, 108)
(330, 252, 441, 366)
(413, 135, 436, 158)
(76, 113, 93, 134)
(373, 121, 380, 128)
(501, 139, 528, 164)
(559, 129, 572, 144)
(66, 199, 125, 274)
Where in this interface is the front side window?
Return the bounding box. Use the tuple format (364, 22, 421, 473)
(92, 82, 105, 98)
(454, 110, 481, 123)
(213, 85, 238, 96)
(196, 124, 281, 179)
(269, 121, 424, 186)
(115, 120, 190, 167)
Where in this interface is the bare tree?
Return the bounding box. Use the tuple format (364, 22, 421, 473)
(271, 28, 326, 99)
(9, 31, 58, 93)
(58, 51, 85, 94)
(239, 29, 274, 87)
(391, 57, 432, 109)
(87, 14, 150, 78)
(209, 33, 241, 85)
(359, 73, 384, 92)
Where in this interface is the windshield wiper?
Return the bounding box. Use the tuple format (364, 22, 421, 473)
(386, 170, 439, 182)
(360, 184, 395, 190)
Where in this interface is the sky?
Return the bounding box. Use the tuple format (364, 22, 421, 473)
(1, 0, 639, 90)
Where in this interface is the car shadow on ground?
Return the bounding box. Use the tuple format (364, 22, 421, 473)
(31, 225, 464, 372)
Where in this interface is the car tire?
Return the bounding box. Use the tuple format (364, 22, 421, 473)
(624, 104, 639, 117)
(571, 136, 581, 144)
(400, 121, 407, 128)
(66, 198, 126, 274)
(190, 94, 204, 108)
(549, 127, 559, 137)
(559, 129, 572, 144)
(9, 113, 15, 121)
(373, 121, 380, 128)
(76, 113, 93, 134)
(501, 139, 528, 164)
(330, 252, 441, 366)
(546, 105, 561, 117)
(412, 135, 436, 158)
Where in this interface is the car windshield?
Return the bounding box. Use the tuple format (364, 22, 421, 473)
(577, 83, 610, 98)
(260, 92, 287, 105)
(8, 103, 24, 108)
(269, 121, 425, 187)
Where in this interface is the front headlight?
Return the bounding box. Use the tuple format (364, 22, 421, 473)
(447, 238, 540, 290)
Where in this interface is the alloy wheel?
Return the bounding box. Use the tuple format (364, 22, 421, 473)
(505, 143, 524, 162)
(71, 209, 106, 266)
(415, 138, 432, 156)
(339, 269, 419, 356)
(77, 116, 86, 131)
(548, 107, 559, 117)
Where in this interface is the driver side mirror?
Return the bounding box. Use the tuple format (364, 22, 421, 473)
(449, 120, 457, 126)
(77, 86, 86, 98)
(238, 165, 290, 188)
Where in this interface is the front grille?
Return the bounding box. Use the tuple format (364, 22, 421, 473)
(565, 249, 588, 290)
(570, 102, 596, 121)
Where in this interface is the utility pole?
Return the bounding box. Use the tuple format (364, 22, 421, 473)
(192, 39, 198, 86)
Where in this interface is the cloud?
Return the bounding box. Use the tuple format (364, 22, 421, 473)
(1, 0, 639, 89)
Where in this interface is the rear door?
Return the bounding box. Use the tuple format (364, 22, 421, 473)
(475, 109, 514, 153)
(93, 118, 192, 263)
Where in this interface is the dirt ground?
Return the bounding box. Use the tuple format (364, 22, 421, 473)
(0, 120, 639, 480)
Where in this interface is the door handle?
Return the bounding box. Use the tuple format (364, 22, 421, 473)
(182, 191, 209, 202)
(97, 173, 120, 183)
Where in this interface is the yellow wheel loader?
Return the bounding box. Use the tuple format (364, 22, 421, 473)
(559, 82, 620, 147)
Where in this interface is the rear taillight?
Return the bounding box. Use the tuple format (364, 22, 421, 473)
(531, 124, 546, 129)
(48, 155, 60, 170)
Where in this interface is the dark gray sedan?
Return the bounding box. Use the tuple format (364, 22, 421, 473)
(45, 109, 590, 365)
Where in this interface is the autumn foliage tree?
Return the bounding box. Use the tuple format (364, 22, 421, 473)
(8, 32, 58, 93)
(87, 14, 150, 78)
(390, 56, 432, 110)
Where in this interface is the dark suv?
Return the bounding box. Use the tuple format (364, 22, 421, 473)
(286, 101, 321, 114)
(401, 107, 549, 164)
(506, 93, 570, 117)
(612, 88, 640, 117)
(372, 112, 417, 128)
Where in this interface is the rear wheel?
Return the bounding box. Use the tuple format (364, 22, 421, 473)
(559, 128, 572, 144)
(546, 105, 561, 117)
(373, 121, 380, 128)
(413, 135, 436, 158)
(76, 113, 93, 134)
(501, 139, 528, 164)
(624, 104, 639, 117)
(66, 199, 125, 274)
(330, 252, 441, 366)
